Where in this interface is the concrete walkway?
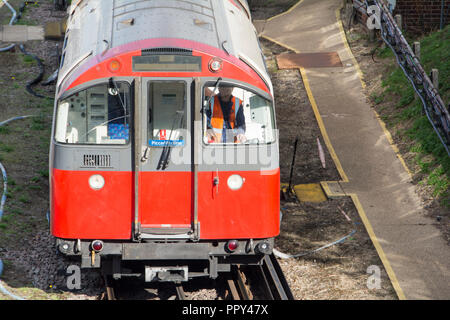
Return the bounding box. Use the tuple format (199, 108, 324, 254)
(260, 0, 450, 300)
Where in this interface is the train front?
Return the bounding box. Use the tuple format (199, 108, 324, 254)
(50, 0, 280, 282)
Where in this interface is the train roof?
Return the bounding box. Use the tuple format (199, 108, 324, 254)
(59, 0, 271, 92)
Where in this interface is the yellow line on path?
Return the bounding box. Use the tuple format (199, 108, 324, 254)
(260, 2, 407, 300)
(373, 110, 414, 178)
(335, 7, 413, 179)
(266, 0, 305, 22)
(304, 59, 406, 300)
(260, 34, 300, 54)
(350, 194, 407, 300)
(335, 8, 367, 90)
(299, 66, 349, 183)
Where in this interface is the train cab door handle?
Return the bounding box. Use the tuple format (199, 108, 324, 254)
(213, 169, 219, 196)
(141, 146, 150, 163)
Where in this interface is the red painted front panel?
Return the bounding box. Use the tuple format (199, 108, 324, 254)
(198, 169, 280, 239)
(51, 169, 133, 239)
(60, 39, 271, 99)
(139, 171, 193, 227)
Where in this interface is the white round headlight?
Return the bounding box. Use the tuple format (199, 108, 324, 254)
(227, 174, 244, 191)
(89, 174, 105, 190)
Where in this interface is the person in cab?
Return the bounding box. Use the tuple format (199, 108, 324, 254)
(205, 86, 246, 144)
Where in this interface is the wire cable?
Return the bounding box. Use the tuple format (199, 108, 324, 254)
(0, 116, 36, 300)
(0, 0, 18, 52)
(18, 45, 49, 99)
(273, 229, 357, 259)
(274, 206, 358, 260)
(374, 0, 450, 155)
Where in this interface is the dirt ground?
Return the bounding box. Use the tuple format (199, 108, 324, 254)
(340, 10, 450, 246)
(0, 0, 102, 300)
(0, 1, 397, 300)
(259, 33, 396, 300)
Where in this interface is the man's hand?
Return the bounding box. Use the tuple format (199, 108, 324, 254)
(206, 129, 218, 143)
(236, 134, 247, 144)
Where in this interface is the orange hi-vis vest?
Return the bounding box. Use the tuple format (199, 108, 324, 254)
(209, 96, 241, 133)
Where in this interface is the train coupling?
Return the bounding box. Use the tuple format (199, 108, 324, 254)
(145, 266, 189, 282)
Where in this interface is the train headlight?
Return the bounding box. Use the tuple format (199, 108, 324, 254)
(89, 174, 105, 190)
(209, 57, 223, 72)
(227, 174, 244, 191)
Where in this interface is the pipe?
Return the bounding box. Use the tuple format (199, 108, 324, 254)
(0, 116, 35, 300)
(18, 45, 47, 99)
(0, 0, 18, 52)
(371, 0, 450, 155)
(0, 162, 7, 220)
(0, 161, 26, 300)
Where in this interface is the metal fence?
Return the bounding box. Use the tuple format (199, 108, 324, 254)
(351, 0, 450, 156)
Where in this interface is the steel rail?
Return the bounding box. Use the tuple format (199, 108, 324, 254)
(261, 254, 295, 300)
(175, 282, 187, 300)
(226, 265, 252, 300)
(103, 276, 117, 300)
(226, 255, 294, 300)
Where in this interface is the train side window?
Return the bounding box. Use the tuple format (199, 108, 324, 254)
(148, 81, 186, 147)
(203, 83, 275, 145)
(55, 82, 131, 145)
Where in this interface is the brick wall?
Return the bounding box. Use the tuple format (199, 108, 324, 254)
(349, 0, 449, 34)
(393, 0, 449, 33)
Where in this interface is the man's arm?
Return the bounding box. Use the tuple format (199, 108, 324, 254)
(235, 103, 246, 134)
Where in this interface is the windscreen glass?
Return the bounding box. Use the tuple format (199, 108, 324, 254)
(148, 81, 186, 147)
(55, 82, 131, 145)
(203, 83, 275, 145)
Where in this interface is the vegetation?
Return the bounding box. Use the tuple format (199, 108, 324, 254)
(373, 25, 449, 205)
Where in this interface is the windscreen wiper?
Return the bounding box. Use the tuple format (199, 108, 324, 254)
(108, 77, 127, 123)
(203, 77, 222, 114)
(157, 109, 185, 170)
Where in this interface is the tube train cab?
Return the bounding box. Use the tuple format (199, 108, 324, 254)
(50, 0, 280, 282)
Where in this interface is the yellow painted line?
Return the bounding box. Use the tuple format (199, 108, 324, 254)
(335, 7, 413, 179)
(299, 66, 349, 182)
(373, 110, 413, 178)
(261, 2, 407, 300)
(335, 8, 367, 90)
(320, 181, 335, 198)
(262, 38, 348, 182)
(320, 181, 347, 198)
(350, 194, 407, 300)
(293, 183, 327, 202)
(260, 34, 300, 54)
(266, 0, 305, 22)
(306, 68, 406, 299)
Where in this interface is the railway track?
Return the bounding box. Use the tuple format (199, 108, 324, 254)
(225, 254, 294, 300)
(102, 254, 294, 300)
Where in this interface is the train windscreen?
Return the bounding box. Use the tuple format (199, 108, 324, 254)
(148, 81, 186, 147)
(54, 82, 131, 145)
(203, 83, 275, 145)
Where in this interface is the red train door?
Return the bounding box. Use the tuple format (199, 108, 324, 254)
(134, 78, 195, 239)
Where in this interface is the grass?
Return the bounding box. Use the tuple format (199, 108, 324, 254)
(373, 25, 450, 205)
(0, 1, 55, 299)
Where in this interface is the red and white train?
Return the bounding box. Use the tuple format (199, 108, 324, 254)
(50, 0, 280, 282)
